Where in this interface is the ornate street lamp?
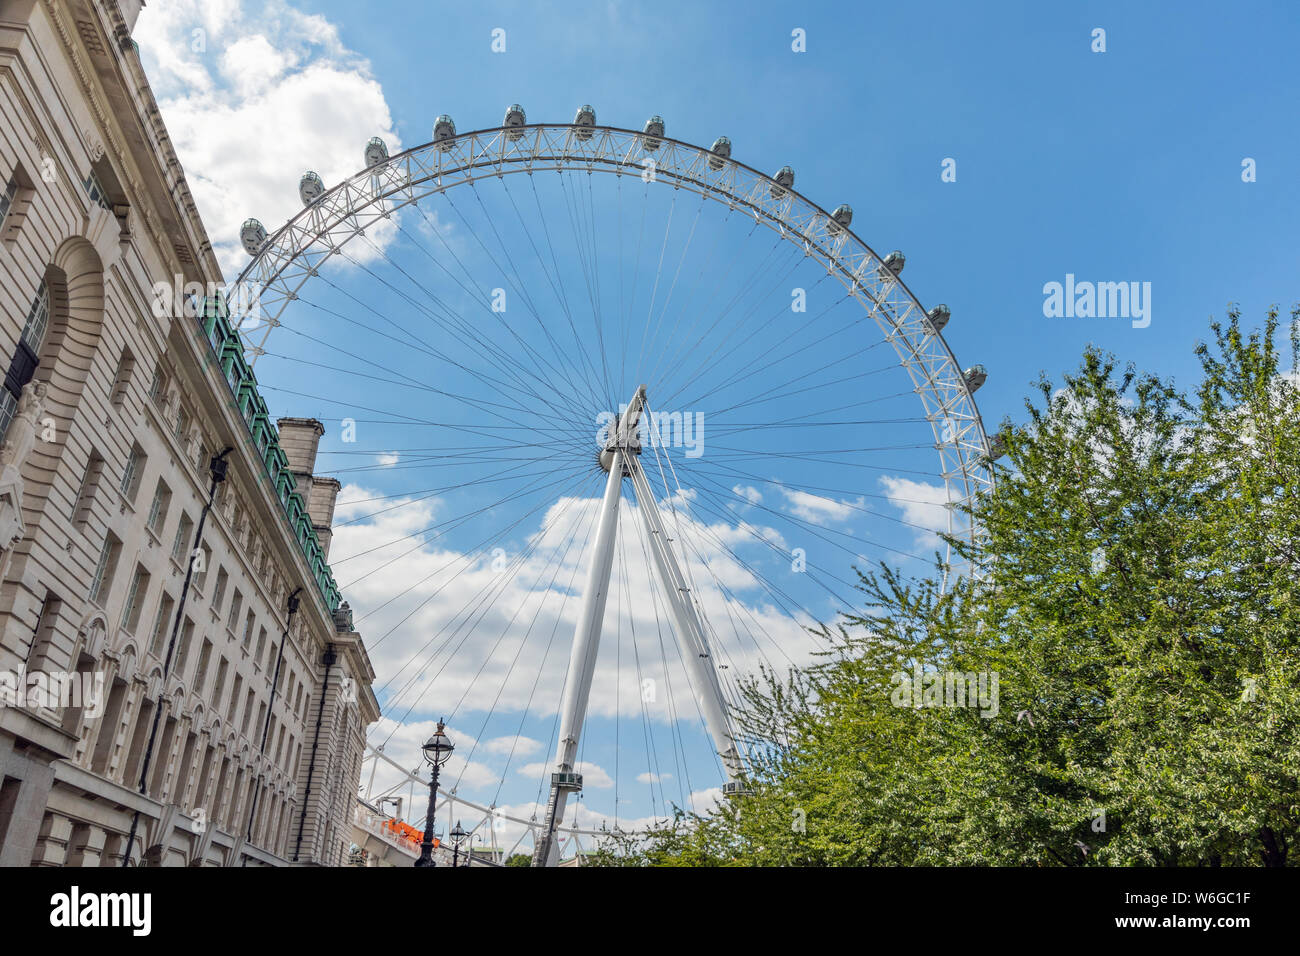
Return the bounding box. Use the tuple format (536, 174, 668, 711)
(450, 820, 467, 868)
(414, 720, 454, 867)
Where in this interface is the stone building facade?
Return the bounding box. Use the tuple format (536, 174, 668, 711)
(0, 0, 379, 865)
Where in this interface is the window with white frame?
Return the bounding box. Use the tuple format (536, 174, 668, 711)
(148, 592, 175, 658)
(119, 564, 150, 633)
(171, 512, 193, 561)
(0, 282, 50, 441)
(88, 534, 121, 607)
(83, 168, 111, 211)
(71, 451, 105, 526)
(120, 443, 146, 502)
(0, 177, 16, 224)
(110, 347, 135, 406)
(146, 478, 171, 535)
(227, 588, 243, 632)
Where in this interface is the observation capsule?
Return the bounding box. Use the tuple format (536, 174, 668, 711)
(433, 114, 456, 149)
(298, 171, 325, 206)
(926, 304, 951, 333)
(364, 136, 389, 168)
(770, 165, 794, 198)
(240, 218, 267, 256)
(642, 114, 665, 151)
(882, 250, 905, 276)
(573, 104, 596, 141)
(503, 104, 527, 141)
(829, 203, 853, 234)
(963, 364, 988, 393)
(708, 135, 731, 170)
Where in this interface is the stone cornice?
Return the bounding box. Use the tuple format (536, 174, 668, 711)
(40, 0, 222, 283)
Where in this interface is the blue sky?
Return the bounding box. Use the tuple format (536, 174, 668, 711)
(299, 0, 1300, 403)
(135, 0, 1300, 851)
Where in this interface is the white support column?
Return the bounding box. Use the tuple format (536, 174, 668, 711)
(534, 450, 623, 866)
(534, 385, 647, 867)
(626, 456, 744, 783)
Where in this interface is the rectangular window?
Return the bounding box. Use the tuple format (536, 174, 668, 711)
(88, 534, 121, 606)
(195, 639, 213, 694)
(110, 348, 135, 406)
(175, 618, 196, 677)
(242, 611, 255, 650)
(72, 452, 105, 526)
(242, 692, 257, 735)
(254, 627, 268, 668)
(228, 675, 243, 723)
(212, 657, 229, 705)
(227, 589, 243, 633)
(83, 168, 111, 210)
(146, 479, 171, 535)
(0, 164, 35, 242)
(212, 567, 228, 610)
(171, 513, 193, 561)
(0, 178, 16, 224)
(119, 564, 150, 633)
(120, 443, 145, 502)
(148, 593, 175, 658)
(175, 404, 190, 443)
(25, 593, 62, 670)
(194, 545, 212, 593)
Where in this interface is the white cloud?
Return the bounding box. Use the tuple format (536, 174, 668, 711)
(338, 485, 820, 734)
(636, 771, 670, 784)
(878, 476, 950, 547)
(779, 487, 864, 525)
(135, 0, 402, 275)
(376, 452, 400, 467)
(481, 735, 542, 757)
(732, 484, 762, 505)
(519, 761, 614, 789)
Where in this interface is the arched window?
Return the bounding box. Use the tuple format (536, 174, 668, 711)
(0, 281, 50, 439)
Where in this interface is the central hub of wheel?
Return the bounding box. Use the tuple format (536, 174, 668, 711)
(598, 383, 647, 474)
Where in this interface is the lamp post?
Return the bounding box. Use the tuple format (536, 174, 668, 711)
(414, 719, 454, 867)
(450, 820, 466, 868)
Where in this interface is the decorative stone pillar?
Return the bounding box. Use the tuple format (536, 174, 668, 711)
(109, 679, 146, 785)
(164, 713, 193, 804)
(30, 811, 73, 866)
(66, 823, 108, 867)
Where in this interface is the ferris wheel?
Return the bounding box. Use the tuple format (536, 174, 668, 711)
(226, 107, 997, 866)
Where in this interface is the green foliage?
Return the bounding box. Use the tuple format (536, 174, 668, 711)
(591, 306, 1300, 867)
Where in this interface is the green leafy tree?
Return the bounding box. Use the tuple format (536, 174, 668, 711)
(592, 306, 1300, 867)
